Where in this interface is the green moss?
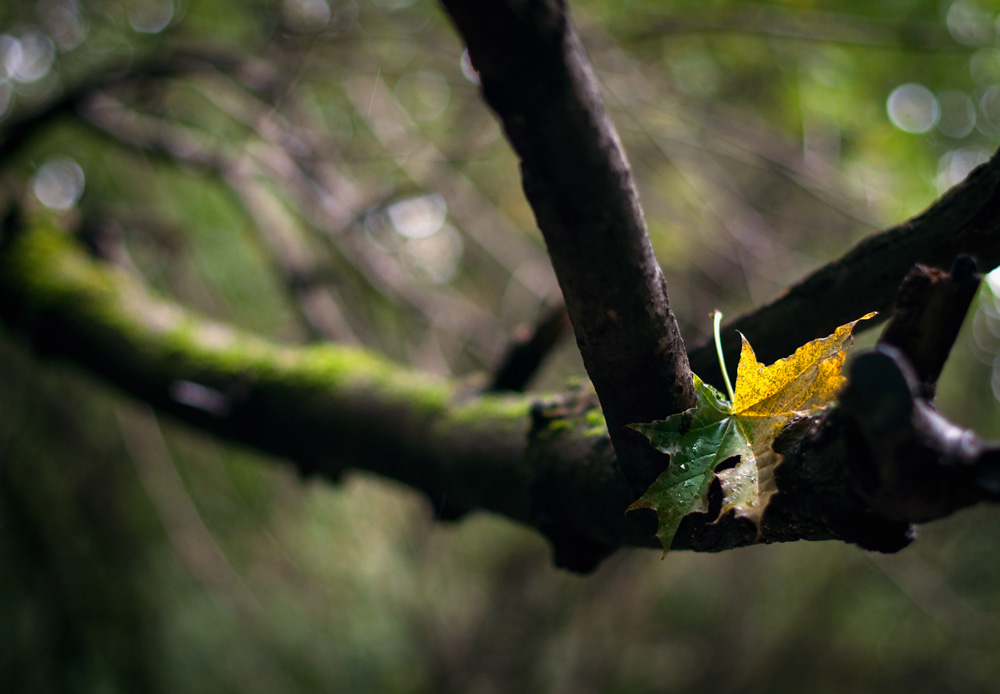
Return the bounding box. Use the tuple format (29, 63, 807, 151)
(448, 394, 532, 433)
(5, 220, 110, 310)
(3, 219, 495, 432)
(583, 408, 609, 438)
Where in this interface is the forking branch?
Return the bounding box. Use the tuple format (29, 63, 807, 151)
(1, 0, 1000, 572)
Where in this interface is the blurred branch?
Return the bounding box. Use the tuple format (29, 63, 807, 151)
(2, 214, 998, 572)
(0, 47, 367, 345)
(342, 74, 554, 300)
(0, 48, 240, 163)
(624, 6, 964, 52)
(690, 147, 1000, 389)
(79, 94, 509, 358)
(0, 215, 645, 571)
(488, 303, 569, 392)
(187, 71, 518, 363)
(81, 95, 358, 344)
(439, 0, 695, 492)
(117, 404, 262, 613)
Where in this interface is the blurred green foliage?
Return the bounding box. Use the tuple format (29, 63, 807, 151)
(2, 0, 1000, 692)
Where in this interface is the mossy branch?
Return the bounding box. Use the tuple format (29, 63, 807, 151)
(0, 213, 650, 571)
(2, 214, 997, 571)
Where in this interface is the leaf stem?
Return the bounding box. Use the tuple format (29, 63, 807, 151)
(713, 310, 735, 402)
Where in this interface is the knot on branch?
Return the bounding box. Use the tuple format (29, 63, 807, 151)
(839, 346, 1000, 525)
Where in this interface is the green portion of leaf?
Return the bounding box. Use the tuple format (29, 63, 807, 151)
(627, 376, 751, 552)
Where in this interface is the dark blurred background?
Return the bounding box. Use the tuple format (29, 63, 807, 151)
(2, 0, 1000, 692)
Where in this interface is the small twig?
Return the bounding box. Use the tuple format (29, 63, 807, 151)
(488, 304, 570, 392)
(366, 69, 381, 117)
(83, 96, 359, 344)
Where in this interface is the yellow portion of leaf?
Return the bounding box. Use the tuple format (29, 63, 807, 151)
(720, 311, 875, 524)
(733, 312, 877, 417)
(713, 311, 875, 522)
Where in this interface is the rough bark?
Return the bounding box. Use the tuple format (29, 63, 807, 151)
(439, 0, 696, 492)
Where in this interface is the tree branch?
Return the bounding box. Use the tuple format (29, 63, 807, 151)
(3, 3, 1000, 574)
(3, 212, 997, 572)
(438, 0, 695, 492)
(0, 213, 648, 571)
(690, 147, 1000, 389)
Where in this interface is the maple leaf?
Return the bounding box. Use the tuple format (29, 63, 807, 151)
(627, 312, 875, 553)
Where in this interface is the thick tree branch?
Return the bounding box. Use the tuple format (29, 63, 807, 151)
(2, 213, 997, 572)
(690, 148, 1000, 389)
(0, 214, 655, 570)
(438, 0, 695, 491)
